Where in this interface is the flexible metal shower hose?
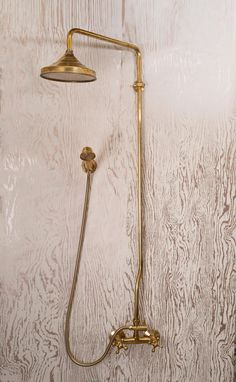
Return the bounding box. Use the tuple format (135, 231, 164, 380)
(64, 171, 129, 367)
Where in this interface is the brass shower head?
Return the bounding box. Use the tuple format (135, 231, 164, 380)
(40, 49, 96, 83)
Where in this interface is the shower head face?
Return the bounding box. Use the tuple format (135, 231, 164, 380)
(40, 50, 96, 83)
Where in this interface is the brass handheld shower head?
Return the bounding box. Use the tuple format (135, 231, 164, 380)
(80, 147, 97, 173)
(80, 147, 96, 161)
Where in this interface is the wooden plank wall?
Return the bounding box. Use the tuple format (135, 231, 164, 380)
(0, 1, 235, 381)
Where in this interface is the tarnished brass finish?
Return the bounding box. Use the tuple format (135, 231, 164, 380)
(80, 147, 96, 161)
(111, 324, 160, 354)
(110, 329, 128, 353)
(40, 49, 96, 82)
(41, 27, 160, 367)
(81, 159, 97, 173)
(133, 81, 145, 92)
(80, 147, 97, 173)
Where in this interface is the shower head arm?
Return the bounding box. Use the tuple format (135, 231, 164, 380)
(66, 28, 143, 83)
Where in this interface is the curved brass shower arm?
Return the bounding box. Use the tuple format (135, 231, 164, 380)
(66, 28, 143, 84)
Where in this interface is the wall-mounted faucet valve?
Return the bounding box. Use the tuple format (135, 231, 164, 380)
(110, 323, 160, 354)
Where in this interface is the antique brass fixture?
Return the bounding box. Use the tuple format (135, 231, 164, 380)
(40, 28, 160, 367)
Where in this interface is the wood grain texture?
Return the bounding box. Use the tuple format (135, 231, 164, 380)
(0, 1, 235, 381)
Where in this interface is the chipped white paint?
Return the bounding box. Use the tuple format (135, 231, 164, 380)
(0, 1, 236, 381)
